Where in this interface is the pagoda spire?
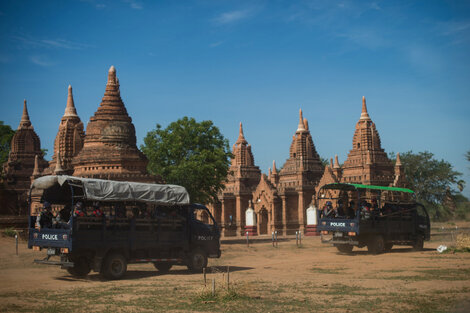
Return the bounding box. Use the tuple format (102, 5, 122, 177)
(236, 122, 247, 144)
(19, 99, 32, 129)
(297, 109, 306, 132)
(32, 155, 41, 177)
(334, 155, 340, 169)
(396, 152, 402, 166)
(360, 96, 371, 120)
(63, 85, 78, 117)
(304, 118, 309, 131)
(272, 160, 278, 175)
(54, 152, 64, 174)
(107, 65, 117, 85)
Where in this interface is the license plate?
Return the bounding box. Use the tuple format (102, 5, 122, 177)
(335, 232, 343, 237)
(47, 248, 56, 255)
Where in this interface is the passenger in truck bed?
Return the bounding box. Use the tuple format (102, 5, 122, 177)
(73, 201, 87, 217)
(36, 201, 54, 229)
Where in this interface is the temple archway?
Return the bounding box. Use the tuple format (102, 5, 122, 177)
(258, 207, 269, 235)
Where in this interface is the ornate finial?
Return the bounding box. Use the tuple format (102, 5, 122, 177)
(334, 155, 340, 169)
(360, 96, 371, 120)
(272, 160, 277, 175)
(236, 122, 247, 144)
(304, 118, 309, 131)
(107, 65, 117, 85)
(330, 158, 334, 168)
(19, 99, 32, 129)
(54, 152, 64, 174)
(268, 167, 272, 178)
(64, 84, 78, 117)
(297, 109, 306, 132)
(32, 155, 41, 176)
(396, 152, 402, 166)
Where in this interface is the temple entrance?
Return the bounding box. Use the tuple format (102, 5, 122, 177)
(258, 208, 268, 235)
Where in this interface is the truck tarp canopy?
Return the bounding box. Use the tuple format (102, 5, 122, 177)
(31, 175, 191, 205)
(319, 183, 415, 194)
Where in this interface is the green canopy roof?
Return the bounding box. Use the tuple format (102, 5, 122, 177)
(319, 183, 414, 194)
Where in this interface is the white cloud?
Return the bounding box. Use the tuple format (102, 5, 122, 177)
(80, 0, 106, 9)
(213, 9, 252, 25)
(30, 55, 55, 67)
(12, 35, 91, 50)
(337, 28, 388, 50)
(210, 41, 224, 48)
(123, 0, 143, 10)
(437, 20, 470, 45)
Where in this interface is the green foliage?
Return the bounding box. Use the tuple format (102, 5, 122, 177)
(320, 157, 329, 167)
(391, 151, 462, 203)
(142, 117, 232, 204)
(0, 121, 15, 169)
(2, 227, 17, 237)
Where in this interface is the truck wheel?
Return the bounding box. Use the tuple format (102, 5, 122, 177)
(187, 248, 207, 273)
(102, 253, 127, 280)
(384, 243, 393, 252)
(367, 235, 384, 254)
(66, 256, 90, 277)
(336, 244, 353, 253)
(154, 262, 172, 273)
(413, 235, 424, 251)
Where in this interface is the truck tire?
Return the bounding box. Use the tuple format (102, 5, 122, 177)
(66, 256, 90, 277)
(154, 262, 172, 273)
(187, 248, 207, 273)
(413, 235, 424, 251)
(102, 253, 127, 280)
(367, 235, 384, 254)
(336, 244, 353, 253)
(384, 243, 393, 252)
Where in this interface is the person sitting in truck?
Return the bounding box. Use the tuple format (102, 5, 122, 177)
(360, 201, 371, 219)
(326, 201, 336, 218)
(346, 201, 356, 219)
(336, 200, 345, 217)
(91, 202, 104, 218)
(73, 201, 87, 217)
(53, 204, 71, 228)
(36, 201, 54, 229)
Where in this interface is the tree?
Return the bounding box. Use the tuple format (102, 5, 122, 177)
(0, 121, 15, 170)
(390, 151, 462, 204)
(141, 117, 232, 204)
(390, 151, 467, 220)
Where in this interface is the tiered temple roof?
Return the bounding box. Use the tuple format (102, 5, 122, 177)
(223, 122, 261, 195)
(2, 100, 47, 207)
(341, 97, 395, 186)
(46, 85, 85, 175)
(278, 109, 324, 190)
(72, 66, 157, 183)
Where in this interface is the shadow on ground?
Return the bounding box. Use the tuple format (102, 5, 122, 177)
(53, 265, 254, 282)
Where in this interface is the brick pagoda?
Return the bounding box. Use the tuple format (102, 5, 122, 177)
(71, 66, 158, 183)
(2, 100, 48, 214)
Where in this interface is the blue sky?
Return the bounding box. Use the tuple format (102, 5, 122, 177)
(1, 0, 469, 196)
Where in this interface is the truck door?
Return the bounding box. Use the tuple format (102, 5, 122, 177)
(190, 205, 220, 258)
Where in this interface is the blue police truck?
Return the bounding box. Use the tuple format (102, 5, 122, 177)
(28, 175, 221, 279)
(317, 183, 430, 254)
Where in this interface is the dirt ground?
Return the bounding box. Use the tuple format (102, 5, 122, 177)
(1, 224, 469, 312)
